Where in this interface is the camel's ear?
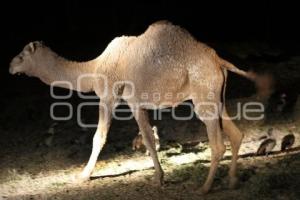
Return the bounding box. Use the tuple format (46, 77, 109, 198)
(24, 41, 40, 54)
(29, 42, 35, 52)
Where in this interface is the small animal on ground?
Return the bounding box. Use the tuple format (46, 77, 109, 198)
(281, 131, 295, 151)
(257, 128, 276, 156)
(257, 128, 272, 141)
(132, 126, 160, 155)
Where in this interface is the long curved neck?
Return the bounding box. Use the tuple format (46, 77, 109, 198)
(53, 57, 98, 92)
(35, 48, 101, 92)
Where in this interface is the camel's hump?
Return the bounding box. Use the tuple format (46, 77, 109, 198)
(146, 20, 194, 39)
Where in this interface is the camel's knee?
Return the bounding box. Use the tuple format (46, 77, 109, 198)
(230, 133, 243, 151)
(93, 130, 107, 148)
(222, 120, 243, 148)
(218, 143, 226, 160)
(233, 128, 244, 144)
(203, 120, 226, 160)
(211, 142, 226, 161)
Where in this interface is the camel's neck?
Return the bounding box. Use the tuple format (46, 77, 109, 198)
(36, 49, 100, 92)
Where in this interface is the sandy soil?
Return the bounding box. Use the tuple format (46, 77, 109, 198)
(0, 95, 300, 200)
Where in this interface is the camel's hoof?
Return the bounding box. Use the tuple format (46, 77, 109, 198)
(155, 173, 164, 187)
(73, 172, 90, 183)
(228, 176, 238, 189)
(198, 186, 210, 195)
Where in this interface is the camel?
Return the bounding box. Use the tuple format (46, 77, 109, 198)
(9, 21, 256, 194)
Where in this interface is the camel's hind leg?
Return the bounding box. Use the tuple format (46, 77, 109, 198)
(222, 109, 244, 189)
(193, 99, 226, 194)
(220, 68, 244, 189)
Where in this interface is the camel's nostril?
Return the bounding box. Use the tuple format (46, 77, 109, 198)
(9, 67, 14, 74)
(9, 66, 20, 75)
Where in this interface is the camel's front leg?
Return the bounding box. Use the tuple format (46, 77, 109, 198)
(77, 101, 113, 181)
(131, 108, 164, 185)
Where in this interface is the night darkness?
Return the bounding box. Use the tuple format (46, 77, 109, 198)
(1, 1, 300, 199)
(1, 1, 300, 94)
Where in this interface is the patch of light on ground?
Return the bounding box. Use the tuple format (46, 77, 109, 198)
(167, 151, 210, 165)
(167, 153, 200, 165)
(95, 157, 154, 176)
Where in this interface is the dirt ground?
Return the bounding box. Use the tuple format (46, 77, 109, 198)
(0, 94, 300, 200)
(1, 42, 300, 200)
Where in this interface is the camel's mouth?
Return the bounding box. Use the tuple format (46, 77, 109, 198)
(14, 71, 26, 76)
(10, 70, 23, 76)
(12, 70, 31, 77)
(9, 66, 24, 76)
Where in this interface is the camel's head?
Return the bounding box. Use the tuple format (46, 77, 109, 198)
(9, 41, 43, 76)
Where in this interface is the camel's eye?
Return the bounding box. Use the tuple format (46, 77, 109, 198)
(18, 55, 23, 62)
(13, 55, 23, 65)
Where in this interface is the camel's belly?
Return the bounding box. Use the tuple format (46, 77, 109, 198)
(124, 89, 191, 110)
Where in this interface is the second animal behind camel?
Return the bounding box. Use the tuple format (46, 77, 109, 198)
(132, 126, 160, 155)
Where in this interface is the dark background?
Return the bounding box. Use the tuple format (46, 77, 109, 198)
(1, 2, 300, 198)
(0, 0, 299, 96)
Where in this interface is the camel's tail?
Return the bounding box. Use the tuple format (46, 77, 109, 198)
(219, 57, 256, 81)
(219, 57, 274, 100)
